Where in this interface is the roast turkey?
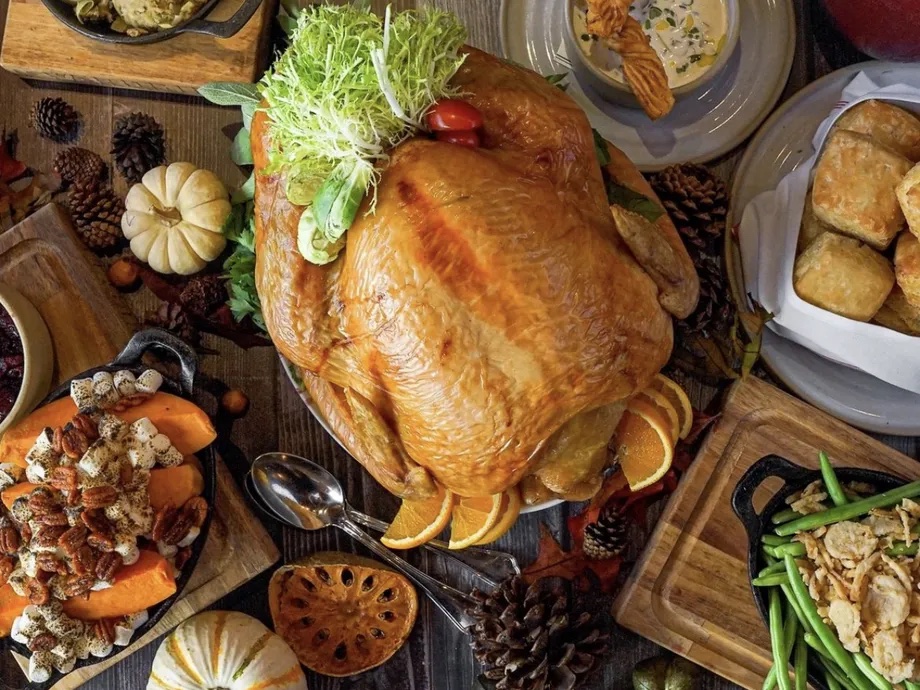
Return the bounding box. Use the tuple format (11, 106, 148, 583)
(252, 48, 698, 501)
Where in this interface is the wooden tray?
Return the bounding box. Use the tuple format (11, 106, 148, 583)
(0, 0, 273, 94)
(0, 205, 280, 687)
(613, 375, 920, 690)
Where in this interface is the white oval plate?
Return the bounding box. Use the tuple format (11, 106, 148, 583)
(279, 356, 563, 514)
(500, 0, 795, 171)
(727, 61, 920, 436)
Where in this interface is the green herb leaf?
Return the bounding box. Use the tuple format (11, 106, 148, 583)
(545, 73, 569, 91)
(197, 82, 260, 107)
(232, 173, 255, 204)
(241, 102, 257, 131)
(666, 16, 676, 26)
(606, 180, 665, 224)
(220, 202, 244, 241)
(648, 6, 662, 19)
(231, 128, 253, 166)
(593, 129, 611, 168)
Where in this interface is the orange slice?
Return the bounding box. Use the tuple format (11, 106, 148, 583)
(614, 397, 674, 491)
(448, 494, 503, 550)
(381, 486, 455, 550)
(650, 374, 693, 440)
(475, 486, 523, 545)
(634, 389, 679, 444)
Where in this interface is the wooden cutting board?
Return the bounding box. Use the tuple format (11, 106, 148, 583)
(613, 375, 920, 690)
(0, 205, 281, 688)
(0, 0, 273, 94)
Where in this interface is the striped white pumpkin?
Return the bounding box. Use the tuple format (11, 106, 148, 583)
(147, 611, 307, 690)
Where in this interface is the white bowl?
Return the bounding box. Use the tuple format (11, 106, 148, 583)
(0, 284, 54, 437)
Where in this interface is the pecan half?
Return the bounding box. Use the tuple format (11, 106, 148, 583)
(27, 578, 50, 605)
(34, 524, 68, 548)
(151, 505, 178, 543)
(108, 393, 151, 412)
(0, 555, 15, 582)
(95, 552, 121, 582)
(36, 553, 67, 575)
(38, 511, 69, 527)
(174, 547, 192, 571)
(182, 497, 208, 529)
(67, 488, 82, 507)
(27, 489, 60, 516)
(82, 486, 118, 509)
(34, 569, 54, 584)
(48, 466, 78, 494)
(72, 545, 98, 576)
(60, 573, 95, 598)
(70, 413, 99, 442)
(61, 428, 90, 460)
(94, 618, 115, 646)
(28, 632, 57, 652)
(51, 426, 64, 455)
(20, 523, 32, 544)
(87, 532, 115, 552)
(163, 512, 193, 546)
(58, 524, 88, 554)
(0, 525, 19, 555)
(80, 509, 112, 536)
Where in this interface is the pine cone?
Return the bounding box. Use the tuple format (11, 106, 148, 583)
(648, 164, 728, 254)
(145, 303, 200, 347)
(179, 274, 229, 317)
(53, 147, 107, 188)
(583, 503, 628, 560)
(68, 185, 124, 254)
(111, 113, 166, 184)
(678, 253, 733, 338)
(468, 577, 609, 690)
(30, 98, 80, 144)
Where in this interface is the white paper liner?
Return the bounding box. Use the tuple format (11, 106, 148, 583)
(739, 73, 920, 394)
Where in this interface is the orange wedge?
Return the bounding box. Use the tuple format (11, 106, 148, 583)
(650, 374, 693, 440)
(448, 494, 504, 550)
(475, 486, 523, 545)
(634, 389, 679, 444)
(614, 397, 674, 491)
(381, 486, 455, 550)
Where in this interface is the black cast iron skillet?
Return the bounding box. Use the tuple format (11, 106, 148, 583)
(732, 454, 906, 690)
(43, 0, 262, 45)
(1, 328, 216, 688)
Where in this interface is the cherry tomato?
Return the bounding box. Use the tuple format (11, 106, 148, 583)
(426, 99, 484, 132)
(435, 129, 481, 148)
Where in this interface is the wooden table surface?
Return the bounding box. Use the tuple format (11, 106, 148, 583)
(1, 1, 918, 689)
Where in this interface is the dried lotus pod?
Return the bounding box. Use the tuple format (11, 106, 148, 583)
(268, 552, 419, 677)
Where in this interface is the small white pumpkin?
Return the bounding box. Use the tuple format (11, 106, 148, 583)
(147, 611, 307, 690)
(123, 162, 231, 276)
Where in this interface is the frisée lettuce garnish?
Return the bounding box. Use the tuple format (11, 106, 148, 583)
(259, 3, 467, 265)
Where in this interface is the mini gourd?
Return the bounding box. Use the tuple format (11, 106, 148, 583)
(122, 162, 231, 275)
(147, 611, 307, 690)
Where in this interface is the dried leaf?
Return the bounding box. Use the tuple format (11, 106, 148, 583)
(522, 523, 586, 583)
(0, 132, 25, 183)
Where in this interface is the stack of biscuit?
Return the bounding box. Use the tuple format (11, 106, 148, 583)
(793, 99, 920, 334)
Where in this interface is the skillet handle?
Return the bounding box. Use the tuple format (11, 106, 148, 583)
(731, 455, 813, 544)
(111, 328, 197, 397)
(179, 0, 262, 38)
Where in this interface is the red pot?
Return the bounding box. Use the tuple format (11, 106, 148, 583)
(822, 0, 920, 61)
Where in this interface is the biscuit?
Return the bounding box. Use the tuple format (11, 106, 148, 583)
(797, 190, 833, 254)
(812, 130, 912, 250)
(835, 99, 920, 162)
(897, 163, 920, 239)
(874, 286, 920, 335)
(793, 233, 895, 322)
(895, 231, 920, 307)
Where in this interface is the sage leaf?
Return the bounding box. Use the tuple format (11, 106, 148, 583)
(231, 172, 255, 204)
(606, 180, 665, 224)
(593, 128, 611, 168)
(230, 128, 253, 166)
(241, 102, 257, 131)
(197, 82, 259, 107)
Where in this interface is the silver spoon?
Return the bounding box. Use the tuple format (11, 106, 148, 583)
(244, 472, 518, 586)
(250, 452, 480, 631)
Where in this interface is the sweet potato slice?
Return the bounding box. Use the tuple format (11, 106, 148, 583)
(0, 584, 28, 636)
(63, 551, 176, 621)
(0, 392, 216, 467)
(2, 464, 204, 512)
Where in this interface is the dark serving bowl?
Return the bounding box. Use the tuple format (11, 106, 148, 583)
(2, 328, 217, 688)
(42, 0, 262, 45)
(731, 455, 906, 690)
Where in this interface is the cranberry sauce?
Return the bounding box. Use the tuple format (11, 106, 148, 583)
(0, 305, 24, 423)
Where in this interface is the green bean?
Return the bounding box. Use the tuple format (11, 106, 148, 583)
(780, 583, 813, 635)
(803, 632, 829, 658)
(760, 562, 788, 577)
(776, 481, 920, 536)
(763, 545, 780, 559)
(824, 661, 860, 690)
(783, 556, 874, 690)
(853, 653, 892, 690)
(794, 633, 808, 690)
(754, 573, 790, 587)
(763, 534, 792, 546)
(905, 681, 920, 690)
(772, 542, 807, 557)
(772, 508, 803, 525)
(762, 666, 778, 690)
(885, 542, 918, 557)
(825, 669, 843, 690)
(769, 588, 793, 690)
(819, 452, 847, 507)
